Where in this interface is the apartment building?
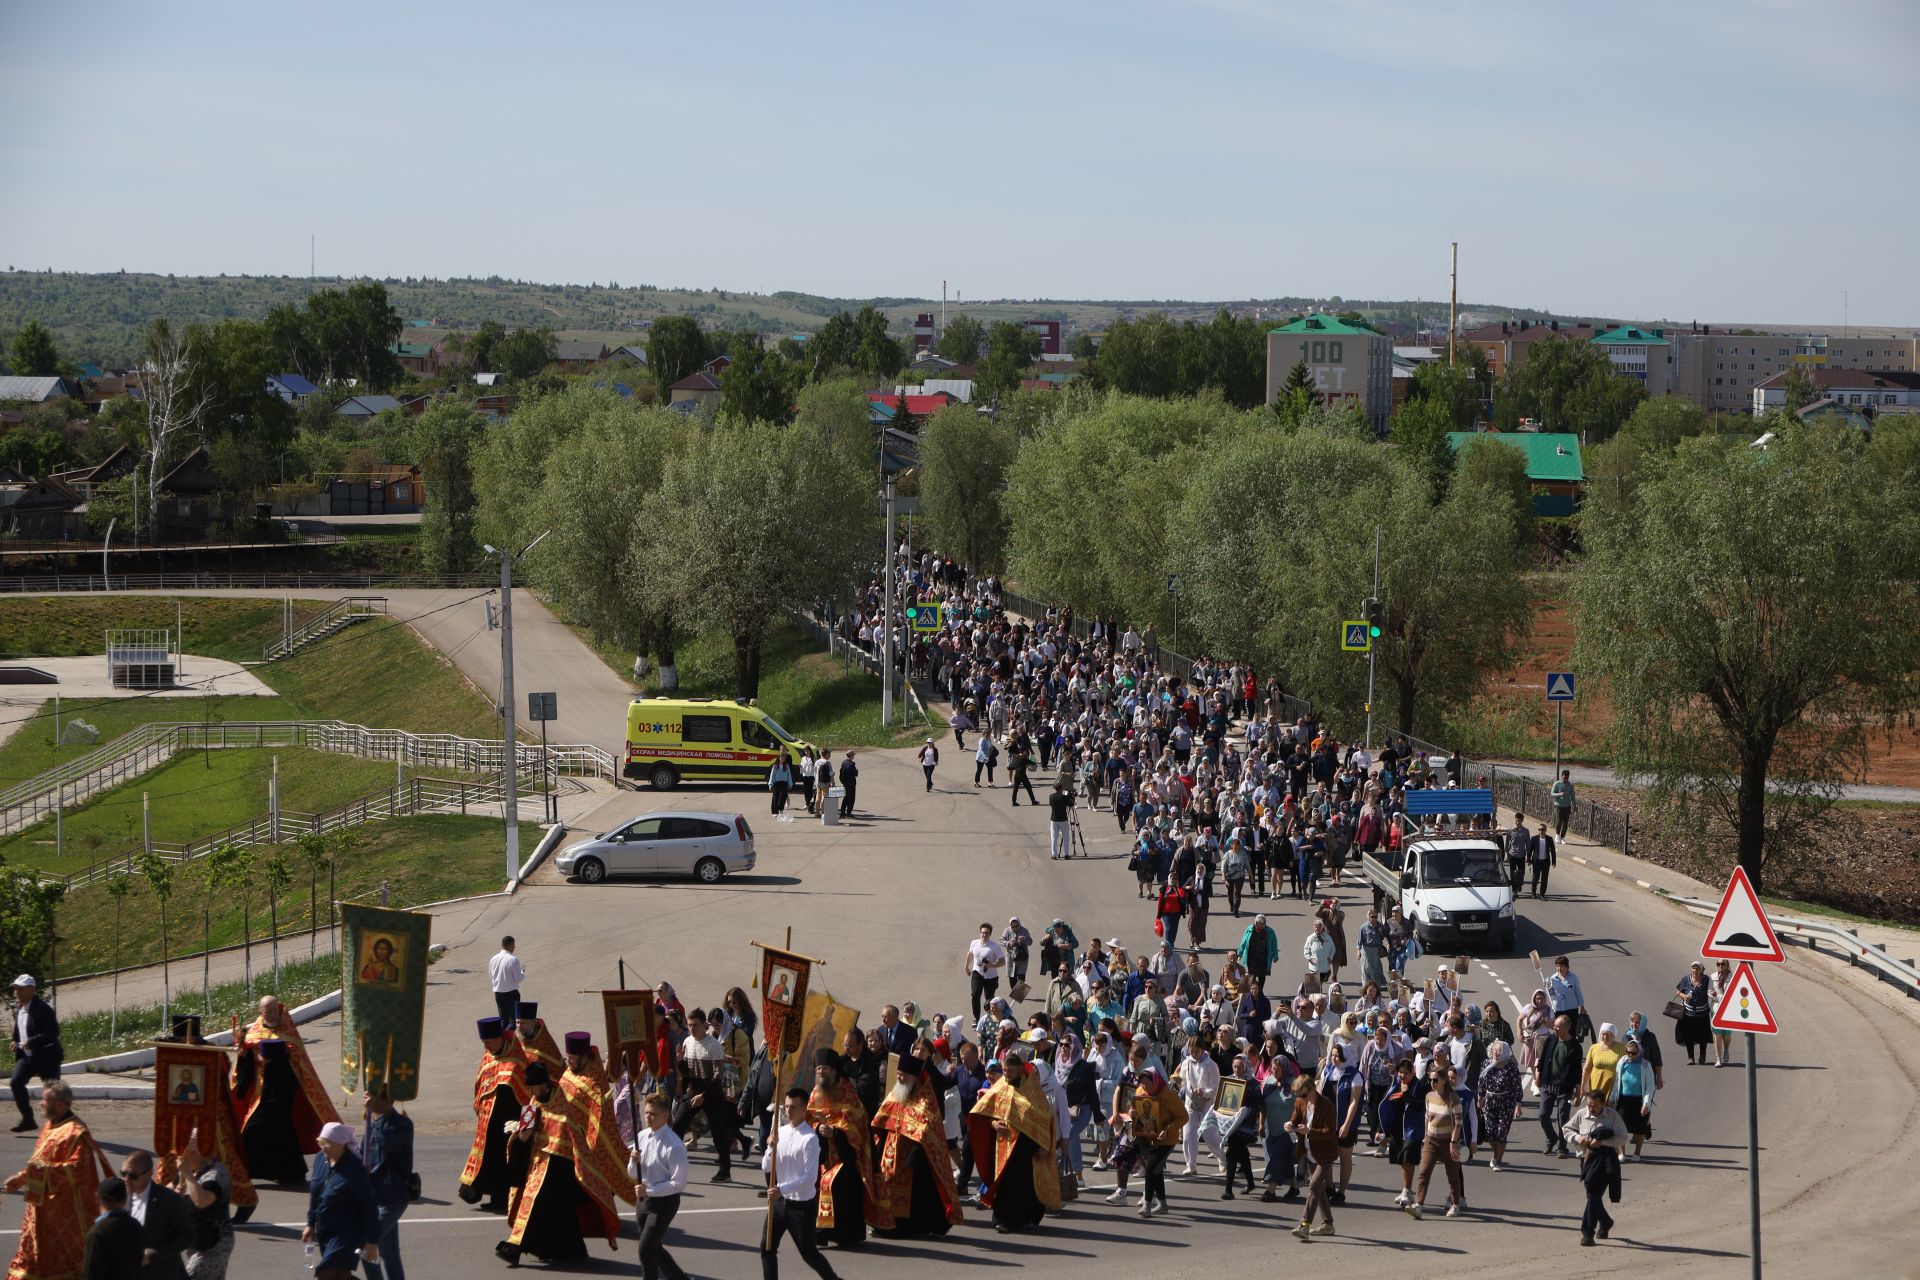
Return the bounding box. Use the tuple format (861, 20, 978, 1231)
(1267, 314, 1393, 434)
(1672, 332, 1917, 415)
(1751, 367, 1920, 416)
(1590, 325, 1677, 397)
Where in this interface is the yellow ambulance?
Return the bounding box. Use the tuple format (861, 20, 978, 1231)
(623, 696, 816, 790)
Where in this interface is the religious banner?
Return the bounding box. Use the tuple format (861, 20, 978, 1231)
(338, 901, 432, 1100)
(759, 946, 813, 1057)
(777, 990, 860, 1099)
(152, 1041, 257, 1210)
(602, 987, 659, 1080)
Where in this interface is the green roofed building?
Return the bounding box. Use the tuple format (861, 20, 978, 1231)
(1266, 314, 1393, 435)
(1447, 430, 1584, 517)
(1590, 325, 1676, 396)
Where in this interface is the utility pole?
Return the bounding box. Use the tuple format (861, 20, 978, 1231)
(1448, 241, 1459, 367)
(486, 531, 549, 882)
(1367, 525, 1381, 751)
(881, 472, 896, 727)
(941, 280, 947, 337)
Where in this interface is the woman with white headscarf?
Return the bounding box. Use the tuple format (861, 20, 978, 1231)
(1477, 1039, 1524, 1170)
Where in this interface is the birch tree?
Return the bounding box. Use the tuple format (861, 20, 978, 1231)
(140, 319, 211, 539)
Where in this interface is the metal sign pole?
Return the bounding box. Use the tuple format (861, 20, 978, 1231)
(1747, 1031, 1760, 1278)
(1554, 703, 1563, 780)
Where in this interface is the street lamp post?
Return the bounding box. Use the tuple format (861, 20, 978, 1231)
(485, 531, 548, 882)
(881, 472, 896, 727)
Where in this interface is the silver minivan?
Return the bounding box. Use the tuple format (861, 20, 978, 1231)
(555, 810, 756, 884)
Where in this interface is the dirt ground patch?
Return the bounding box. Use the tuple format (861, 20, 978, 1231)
(1470, 576, 1920, 786)
(1578, 783, 1920, 926)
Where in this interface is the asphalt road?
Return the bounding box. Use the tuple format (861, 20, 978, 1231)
(11, 748, 1915, 1279)
(11, 588, 1919, 1275)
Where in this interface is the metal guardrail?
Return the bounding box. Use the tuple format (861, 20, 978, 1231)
(0, 719, 619, 838)
(789, 608, 935, 727)
(0, 572, 500, 593)
(1663, 893, 1920, 1003)
(262, 595, 388, 660)
(48, 774, 528, 890)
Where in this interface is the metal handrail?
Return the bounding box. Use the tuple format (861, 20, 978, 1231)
(0, 719, 618, 838)
(1661, 892, 1920, 1003)
(262, 595, 388, 660)
(0, 572, 501, 592)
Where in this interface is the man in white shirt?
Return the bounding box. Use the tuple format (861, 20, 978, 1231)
(488, 936, 525, 1027)
(1174, 1038, 1225, 1177)
(120, 1148, 193, 1276)
(963, 924, 1007, 1021)
(761, 1088, 840, 1279)
(631, 1092, 690, 1280)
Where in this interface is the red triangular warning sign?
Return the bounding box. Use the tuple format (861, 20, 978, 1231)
(1700, 866, 1784, 963)
(1710, 961, 1780, 1036)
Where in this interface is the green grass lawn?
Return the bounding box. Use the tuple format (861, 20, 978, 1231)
(605, 621, 942, 750)
(0, 748, 440, 875)
(0, 597, 312, 663)
(1436, 703, 1613, 766)
(59, 954, 343, 1062)
(54, 813, 509, 978)
(0, 600, 504, 789)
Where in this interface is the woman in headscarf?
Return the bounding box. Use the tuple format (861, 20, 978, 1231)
(1477, 1039, 1523, 1171)
(1611, 1034, 1657, 1162)
(1089, 1030, 1126, 1171)
(1125, 1066, 1186, 1219)
(1709, 958, 1737, 1068)
(1673, 961, 1714, 1065)
(1055, 1034, 1098, 1179)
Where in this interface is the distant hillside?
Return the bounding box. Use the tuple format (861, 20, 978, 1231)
(0, 269, 1611, 367)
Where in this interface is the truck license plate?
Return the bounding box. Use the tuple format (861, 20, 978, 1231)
(1460, 922, 1488, 931)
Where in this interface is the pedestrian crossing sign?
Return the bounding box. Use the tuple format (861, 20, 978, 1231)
(906, 602, 943, 633)
(1341, 622, 1370, 652)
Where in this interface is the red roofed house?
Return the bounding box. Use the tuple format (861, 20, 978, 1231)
(866, 392, 956, 420)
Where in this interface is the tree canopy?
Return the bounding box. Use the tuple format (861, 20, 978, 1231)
(1572, 426, 1920, 890)
(919, 405, 1017, 573)
(1495, 335, 1645, 441)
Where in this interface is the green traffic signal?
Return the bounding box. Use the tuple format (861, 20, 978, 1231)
(1368, 624, 1381, 637)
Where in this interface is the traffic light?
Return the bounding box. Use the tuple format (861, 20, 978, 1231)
(1363, 597, 1383, 638)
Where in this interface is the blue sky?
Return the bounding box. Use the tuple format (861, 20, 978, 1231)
(2, 0, 1915, 325)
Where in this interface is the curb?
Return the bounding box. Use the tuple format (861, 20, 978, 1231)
(508, 821, 569, 892)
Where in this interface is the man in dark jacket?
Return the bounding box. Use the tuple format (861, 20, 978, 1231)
(84, 1177, 145, 1280)
(362, 1088, 414, 1280)
(1533, 1015, 1584, 1158)
(837, 751, 859, 817)
(952, 1042, 986, 1196)
(119, 1150, 193, 1280)
(304, 1122, 380, 1280)
(9, 975, 62, 1132)
(1504, 814, 1530, 898)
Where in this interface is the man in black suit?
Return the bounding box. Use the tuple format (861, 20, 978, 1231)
(875, 1005, 917, 1060)
(83, 1177, 145, 1280)
(1529, 825, 1557, 899)
(9, 975, 61, 1133)
(120, 1149, 194, 1280)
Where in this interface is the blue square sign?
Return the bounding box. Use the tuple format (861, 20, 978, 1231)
(1545, 672, 1576, 702)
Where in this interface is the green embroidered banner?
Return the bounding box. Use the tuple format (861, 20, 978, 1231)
(338, 901, 432, 1101)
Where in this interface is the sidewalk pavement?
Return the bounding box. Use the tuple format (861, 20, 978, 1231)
(1490, 758, 1920, 804)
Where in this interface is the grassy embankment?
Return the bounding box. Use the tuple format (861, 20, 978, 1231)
(1, 597, 517, 975)
(568, 618, 942, 750)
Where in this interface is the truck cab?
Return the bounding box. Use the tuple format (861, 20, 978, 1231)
(1389, 834, 1516, 951)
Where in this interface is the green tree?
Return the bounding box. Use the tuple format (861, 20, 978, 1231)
(1067, 330, 1098, 363)
(193, 845, 236, 1012)
(1780, 365, 1819, 414)
(646, 316, 710, 401)
(634, 419, 875, 696)
(1005, 391, 1234, 629)
(303, 282, 405, 389)
(0, 859, 63, 1008)
(936, 314, 985, 364)
(1572, 427, 1920, 892)
(294, 831, 333, 959)
(136, 849, 175, 1025)
(411, 401, 486, 572)
(1453, 436, 1536, 549)
(1406, 361, 1480, 429)
(529, 402, 691, 685)
(976, 321, 1044, 403)
(920, 405, 1017, 572)
(103, 871, 134, 1040)
(262, 843, 294, 990)
(1089, 313, 1180, 398)
(717, 334, 791, 425)
(492, 326, 557, 382)
(793, 377, 877, 469)
(1617, 396, 1708, 450)
(467, 319, 508, 372)
(1277, 359, 1320, 404)
(1496, 336, 1645, 441)
(1388, 396, 1456, 501)
(7, 320, 62, 377)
